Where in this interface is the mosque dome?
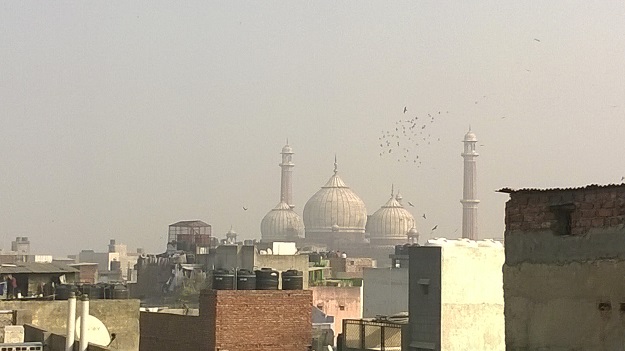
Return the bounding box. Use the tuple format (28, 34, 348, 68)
(282, 144, 294, 154)
(366, 193, 416, 243)
(464, 130, 477, 142)
(303, 168, 367, 235)
(261, 201, 304, 241)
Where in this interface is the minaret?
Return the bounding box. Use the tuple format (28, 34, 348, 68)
(280, 140, 295, 208)
(461, 128, 479, 240)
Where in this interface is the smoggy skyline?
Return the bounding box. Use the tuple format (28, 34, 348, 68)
(2, 2, 625, 255)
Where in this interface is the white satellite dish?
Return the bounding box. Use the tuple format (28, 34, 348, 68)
(75, 315, 111, 346)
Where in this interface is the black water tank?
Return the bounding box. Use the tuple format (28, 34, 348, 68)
(213, 269, 235, 290)
(112, 285, 129, 299)
(254, 268, 279, 290)
(55, 284, 77, 300)
(98, 284, 111, 299)
(80, 284, 103, 299)
(236, 269, 256, 290)
(282, 270, 303, 290)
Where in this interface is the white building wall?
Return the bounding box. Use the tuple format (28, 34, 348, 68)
(78, 251, 120, 274)
(438, 240, 504, 351)
(363, 267, 408, 318)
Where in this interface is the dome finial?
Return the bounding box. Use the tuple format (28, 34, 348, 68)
(286, 137, 289, 145)
(391, 184, 394, 197)
(334, 154, 338, 174)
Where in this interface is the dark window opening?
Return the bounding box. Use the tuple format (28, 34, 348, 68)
(550, 204, 575, 236)
(598, 302, 611, 311)
(619, 303, 625, 312)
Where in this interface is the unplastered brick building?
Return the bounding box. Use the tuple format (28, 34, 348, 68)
(140, 289, 312, 351)
(500, 184, 625, 350)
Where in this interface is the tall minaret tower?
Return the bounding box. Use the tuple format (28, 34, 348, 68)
(461, 128, 479, 240)
(280, 140, 295, 208)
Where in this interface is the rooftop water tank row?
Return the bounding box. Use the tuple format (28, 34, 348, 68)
(212, 268, 303, 290)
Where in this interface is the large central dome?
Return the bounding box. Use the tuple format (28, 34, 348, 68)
(303, 168, 367, 235)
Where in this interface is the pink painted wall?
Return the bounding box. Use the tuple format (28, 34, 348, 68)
(311, 286, 362, 343)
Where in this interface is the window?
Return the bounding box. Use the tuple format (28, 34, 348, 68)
(550, 204, 575, 236)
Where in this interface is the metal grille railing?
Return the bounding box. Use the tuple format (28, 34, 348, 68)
(343, 319, 403, 351)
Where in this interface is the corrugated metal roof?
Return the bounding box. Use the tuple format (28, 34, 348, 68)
(0, 262, 79, 274)
(169, 220, 211, 227)
(497, 183, 625, 194)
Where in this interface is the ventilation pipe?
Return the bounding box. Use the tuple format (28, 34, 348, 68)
(65, 292, 76, 351)
(79, 294, 89, 351)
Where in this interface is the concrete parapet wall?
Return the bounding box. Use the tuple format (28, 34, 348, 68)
(504, 261, 625, 350)
(0, 300, 139, 351)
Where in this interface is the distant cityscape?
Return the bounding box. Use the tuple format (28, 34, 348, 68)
(0, 127, 618, 350)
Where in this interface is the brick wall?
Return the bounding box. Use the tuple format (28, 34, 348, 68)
(76, 264, 98, 284)
(140, 290, 312, 351)
(505, 185, 625, 235)
(204, 289, 312, 351)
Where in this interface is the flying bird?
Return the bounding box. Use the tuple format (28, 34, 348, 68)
(621, 176, 625, 182)
(533, 38, 541, 42)
(422, 213, 427, 219)
(407, 201, 414, 207)
(243, 206, 248, 211)
(403, 106, 408, 113)
(431, 225, 438, 231)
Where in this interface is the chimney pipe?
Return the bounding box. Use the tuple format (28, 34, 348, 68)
(79, 294, 89, 351)
(65, 292, 76, 351)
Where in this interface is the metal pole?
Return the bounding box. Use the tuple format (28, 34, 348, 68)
(79, 294, 89, 351)
(65, 292, 76, 351)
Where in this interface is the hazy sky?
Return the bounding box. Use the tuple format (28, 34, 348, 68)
(2, 2, 625, 256)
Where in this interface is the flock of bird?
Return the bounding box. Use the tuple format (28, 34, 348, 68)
(378, 106, 447, 167)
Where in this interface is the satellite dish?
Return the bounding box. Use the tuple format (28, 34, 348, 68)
(75, 315, 111, 346)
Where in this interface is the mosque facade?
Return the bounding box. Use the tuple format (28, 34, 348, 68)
(260, 131, 479, 266)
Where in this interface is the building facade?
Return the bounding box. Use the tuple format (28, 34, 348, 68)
(140, 289, 312, 351)
(408, 239, 504, 351)
(500, 184, 625, 350)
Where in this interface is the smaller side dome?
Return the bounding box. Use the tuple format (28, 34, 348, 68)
(367, 194, 416, 243)
(261, 202, 304, 242)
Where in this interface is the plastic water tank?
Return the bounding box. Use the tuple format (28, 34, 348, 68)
(55, 284, 77, 300)
(80, 284, 103, 299)
(254, 268, 279, 290)
(212, 269, 235, 290)
(112, 285, 129, 299)
(281, 270, 303, 290)
(236, 269, 256, 290)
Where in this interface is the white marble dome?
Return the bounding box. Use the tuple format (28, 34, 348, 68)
(464, 130, 477, 142)
(261, 201, 304, 241)
(367, 194, 416, 241)
(303, 170, 367, 235)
